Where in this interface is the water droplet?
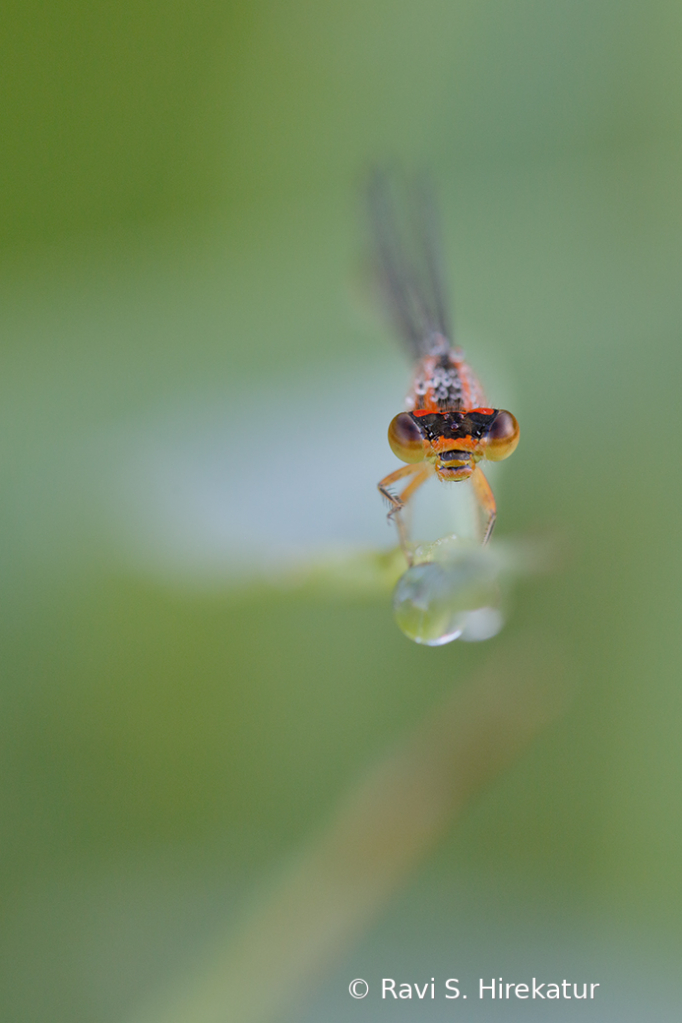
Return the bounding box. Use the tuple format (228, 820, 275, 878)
(458, 606, 504, 642)
(392, 535, 504, 646)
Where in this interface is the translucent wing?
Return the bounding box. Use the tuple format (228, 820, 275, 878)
(367, 170, 453, 359)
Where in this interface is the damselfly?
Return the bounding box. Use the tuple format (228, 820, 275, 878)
(370, 175, 519, 562)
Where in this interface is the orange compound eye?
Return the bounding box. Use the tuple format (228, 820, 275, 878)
(388, 412, 426, 463)
(484, 410, 520, 461)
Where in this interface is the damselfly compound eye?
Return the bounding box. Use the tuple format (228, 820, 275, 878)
(388, 412, 425, 463)
(484, 410, 520, 461)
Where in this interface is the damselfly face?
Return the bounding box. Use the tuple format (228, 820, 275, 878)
(388, 408, 520, 481)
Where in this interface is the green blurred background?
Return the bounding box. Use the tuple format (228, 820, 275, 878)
(2, 1, 682, 1020)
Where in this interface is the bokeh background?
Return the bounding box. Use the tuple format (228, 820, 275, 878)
(2, 1, 682, 1020)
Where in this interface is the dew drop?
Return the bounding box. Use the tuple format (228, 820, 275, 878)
(392, 535, 504, 646)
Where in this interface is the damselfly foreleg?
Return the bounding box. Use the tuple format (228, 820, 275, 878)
(378, 462, 432, 563)
(471, 464, 496, 544)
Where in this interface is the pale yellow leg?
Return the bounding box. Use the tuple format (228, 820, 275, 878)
(377, 462, 432, 563)
(471, 465, 496, 544)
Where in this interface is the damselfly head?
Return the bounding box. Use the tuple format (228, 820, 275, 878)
(387, 407, 520, 477)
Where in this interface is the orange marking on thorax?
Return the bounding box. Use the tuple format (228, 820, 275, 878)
(422, 394, 442, 412)
(452, 359, 471, 409)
